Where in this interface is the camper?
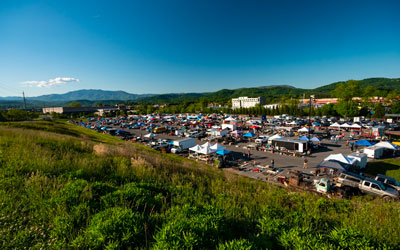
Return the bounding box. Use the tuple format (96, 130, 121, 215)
(363, 146, 384, 159)
(171, 138, 196, 154)
(348, 153, 368, 169)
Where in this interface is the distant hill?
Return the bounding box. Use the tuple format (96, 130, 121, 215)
(314, 77, 400, 93)
(28, 89, 154, 102)
(135, 77, 400, 104)
(1, 77, 399, 107)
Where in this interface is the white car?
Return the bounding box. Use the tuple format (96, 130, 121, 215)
(255, 136, 269, 144)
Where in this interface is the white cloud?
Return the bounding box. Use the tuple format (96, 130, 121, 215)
(23, 77, 80, 87)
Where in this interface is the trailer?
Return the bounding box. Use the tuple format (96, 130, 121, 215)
(171, 138, 196, 154)
(363, 146, 384, 159)
(270, 138, 309, 153)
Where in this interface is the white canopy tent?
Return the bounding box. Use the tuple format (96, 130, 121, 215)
(224, 116, 237, 122)
(350, 123, 362, 129)
(189, 145, 203, 153)
(144, 133, 156, 138)
(198, 146, 216, 155)
(210, 143, 226, 151)
(269, 134, 284, 140)
(340, 123, 351, 128)
(298, 127, 310, 132)
(324, 153, 357, 165)
(330, 122, 341, 127)
(374, 141, 399, 150)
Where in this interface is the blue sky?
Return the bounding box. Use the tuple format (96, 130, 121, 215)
(0, 0, 399, 97)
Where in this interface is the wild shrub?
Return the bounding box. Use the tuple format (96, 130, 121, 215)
(101, 182, 165, 213)
(153, 205, 230, 250)
(71, 207, 144, 249)
(217, 239, 255, 250)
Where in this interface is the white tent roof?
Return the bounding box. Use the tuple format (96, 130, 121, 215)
(210, 143, 226, 151)
(198, 145, 215, 155)
(324, 153, 357, 165)
(224, 116, 236, 122)
(330, 122, 341, 127)
(144, 133, 156, 138)
(340, 123, 351, 128)
(374, 141, 399, 150)
(269, 134, 283, 140)
(287, 121, 298, 125)
(201, 142, 213, 149)
(189, 145, 203, 153)
(350, 123, 362, 128)
(298, 127, 310, 132)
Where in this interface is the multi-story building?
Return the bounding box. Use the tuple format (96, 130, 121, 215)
(231, 96, 266, 109)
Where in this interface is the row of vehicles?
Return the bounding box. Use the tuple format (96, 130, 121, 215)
(315, 171, 400, 200)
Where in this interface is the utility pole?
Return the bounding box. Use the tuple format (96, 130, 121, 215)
(308, 95, 314, 140)
(23, 91, 28, 120)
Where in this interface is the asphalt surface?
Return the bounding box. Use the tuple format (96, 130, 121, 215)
(110, 125, 359, 176)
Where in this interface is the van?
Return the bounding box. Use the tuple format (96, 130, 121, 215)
(153, 126, 167, 134)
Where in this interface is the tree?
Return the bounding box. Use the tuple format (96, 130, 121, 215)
(331, 80, 360, 101)
(335, 100, 359, 118)
(67, 102, 82, 107)
(372, 103, 385, 118)
(390, 100, 400, 114)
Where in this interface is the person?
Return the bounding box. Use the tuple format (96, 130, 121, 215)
(248, 150, 251, 160)
(303, 157, 308, 168)
(271, 159, 275, 168)
(351, 143, 354, 152)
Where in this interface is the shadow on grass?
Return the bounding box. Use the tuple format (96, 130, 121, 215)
(365, 160, 400, 178)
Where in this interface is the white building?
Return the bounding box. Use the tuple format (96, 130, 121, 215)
(232, 96, 266, 109)
(263, 104, 281, 109)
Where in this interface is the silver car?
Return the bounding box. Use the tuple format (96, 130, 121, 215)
(359, 178, 399, 200)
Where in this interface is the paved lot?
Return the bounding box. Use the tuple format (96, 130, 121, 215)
(112, 126, 357, 175)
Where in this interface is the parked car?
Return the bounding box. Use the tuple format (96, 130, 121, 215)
(255, 135, 269, 144)
(359, 178, 399, 200)
(187, 131, 200, 138)
(375, 174, 400, 192)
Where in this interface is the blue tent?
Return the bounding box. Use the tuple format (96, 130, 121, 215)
(243, 132, 256, 137)
(115, 130, 127, 134)
(299, 136, 310, 141)
(101, 126, 108, 131)
(216, 150, 232, 155)
(354, 140, 375, 146)
(310, 137, 321, 142)
(313, 122, 321, 126)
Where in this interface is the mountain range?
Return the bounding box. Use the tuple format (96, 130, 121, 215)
(0, 77, 399, 107)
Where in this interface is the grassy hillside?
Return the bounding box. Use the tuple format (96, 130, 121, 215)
(1, 121, 400, 249)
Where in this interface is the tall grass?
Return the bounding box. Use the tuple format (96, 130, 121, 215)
(1, 121, 400, 249)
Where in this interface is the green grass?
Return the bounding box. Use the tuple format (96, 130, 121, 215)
(1, 121, 400, 249)
(365, 159, 400, 181)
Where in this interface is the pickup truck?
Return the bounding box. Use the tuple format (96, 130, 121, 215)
(359, 178, 399, 200)
(336, 171, 364, 188)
